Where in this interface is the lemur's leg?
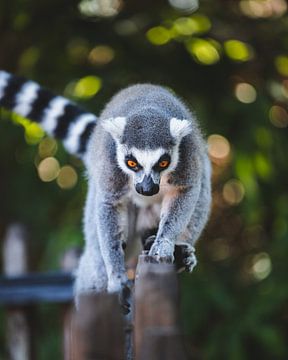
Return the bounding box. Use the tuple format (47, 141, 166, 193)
(149, 178, 202, 261)
(95, 193, 128, 294)
(74, 184, 108, 304)
(175, 157, 212, 271)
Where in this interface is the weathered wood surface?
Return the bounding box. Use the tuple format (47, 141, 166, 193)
(61, 248, 80, 360)
(134, 254, 188, 360)
(1, 245, 189, 360)
(139, 327, 187, 360)
(70, 293, 125, 360)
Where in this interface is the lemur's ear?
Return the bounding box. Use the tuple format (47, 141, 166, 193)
(170, 118, 192, 141)
(102, 117, 127, 141)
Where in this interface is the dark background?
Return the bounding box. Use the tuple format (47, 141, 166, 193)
(0, 0, 288, 358)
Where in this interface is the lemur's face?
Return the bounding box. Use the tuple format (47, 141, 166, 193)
(117, 146, 178, 196)
(102, 116, 191, 196)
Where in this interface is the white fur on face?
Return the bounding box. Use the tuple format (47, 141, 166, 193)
(170, 118, 191, 141)
(115, 144, 181, 185)
(101, 117, 127, 141)
(131, 148, 166, 175)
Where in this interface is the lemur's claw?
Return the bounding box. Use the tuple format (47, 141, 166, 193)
(143, 235, 156, 251)
(143, 235, 197, 272)
(174, 243, 197, 273)
(154, 255, 174, 264)
(118, 281, 132, 315)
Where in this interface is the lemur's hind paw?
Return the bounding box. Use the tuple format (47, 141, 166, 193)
(118, 280, 133, 315)
(174, 243, 197, 273)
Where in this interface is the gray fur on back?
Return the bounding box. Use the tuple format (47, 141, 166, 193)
(99, 84, 195, 149)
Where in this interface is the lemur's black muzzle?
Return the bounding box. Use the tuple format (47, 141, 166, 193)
(135, 175, 159, 196)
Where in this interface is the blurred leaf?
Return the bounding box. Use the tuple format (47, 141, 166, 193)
(251, 325, 287, 357)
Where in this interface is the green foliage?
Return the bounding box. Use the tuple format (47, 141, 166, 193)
(0, 0, 288, 358)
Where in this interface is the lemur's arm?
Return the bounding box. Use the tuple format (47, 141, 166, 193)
(149, 183, 201, 261)
(95, 193, 128, 292)
(0, 71, 96, 157)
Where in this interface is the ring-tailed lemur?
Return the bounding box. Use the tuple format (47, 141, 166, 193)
(0, 71, 211, 312)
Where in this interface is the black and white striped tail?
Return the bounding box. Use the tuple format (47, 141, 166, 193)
(0, 71, 97, 157)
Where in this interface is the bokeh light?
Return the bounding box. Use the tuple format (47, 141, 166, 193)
(38, 157, 60, 182)
(223, 179, 245, 205)
(173, 17, 197, 36)
(18, 46, 40, 71)
(12, 114, 44, 144)
(114, 19, 139, 36)
(168, 0, 199, 12)
(281, 80, 288, 98)
(56, 165, 78, 189)
(38, 138, 58, 158)
(13, 13, 30, 31)
(78, 0, 122, 17)
(209, 238, 231, 261)
(268, 81, 284, 100)
(235, 83, 257, 103)
(275, 55, 288, 76)
(66, 75, 102, 99)
(269, 105, 288, 128)
(88, 45, 115, 66)
(251, 252, 272, 280)
(208, 134, 231, 163)
(190, 14, 211, 34)
(255, 127, 273, 149)
(224, 40, 253, 62)
(239, 0, 287, 18)
(186, 38, 220, 65)
(146, 26, 171, 46)
(254, 152, 272, 180)
(24, 123, 45, 144)
(66, 38, 89, 64)
(173, 15, 211, 36)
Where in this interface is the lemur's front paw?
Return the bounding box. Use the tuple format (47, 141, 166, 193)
(108, 275, 132, 314)
(174, 243, 197, 273)
(118, 280, 133, 315)
(148, 238, 174, 263)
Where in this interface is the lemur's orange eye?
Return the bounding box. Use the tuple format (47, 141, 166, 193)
(159, 160, 169, 168)
(127, 160, 137, 168)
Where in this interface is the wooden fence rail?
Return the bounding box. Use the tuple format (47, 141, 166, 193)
(134, 255, 187, 360)
(0, 227, 189, 360)
(0, 256, 189, 359)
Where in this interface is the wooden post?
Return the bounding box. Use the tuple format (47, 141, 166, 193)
(134, 254, 187, 360)
(60, 247, 80, 360)
(2, 224, 33, 360)
(70, 293, 125, 360)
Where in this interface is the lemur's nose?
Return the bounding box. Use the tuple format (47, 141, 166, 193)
(136, 175, 159, 196)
